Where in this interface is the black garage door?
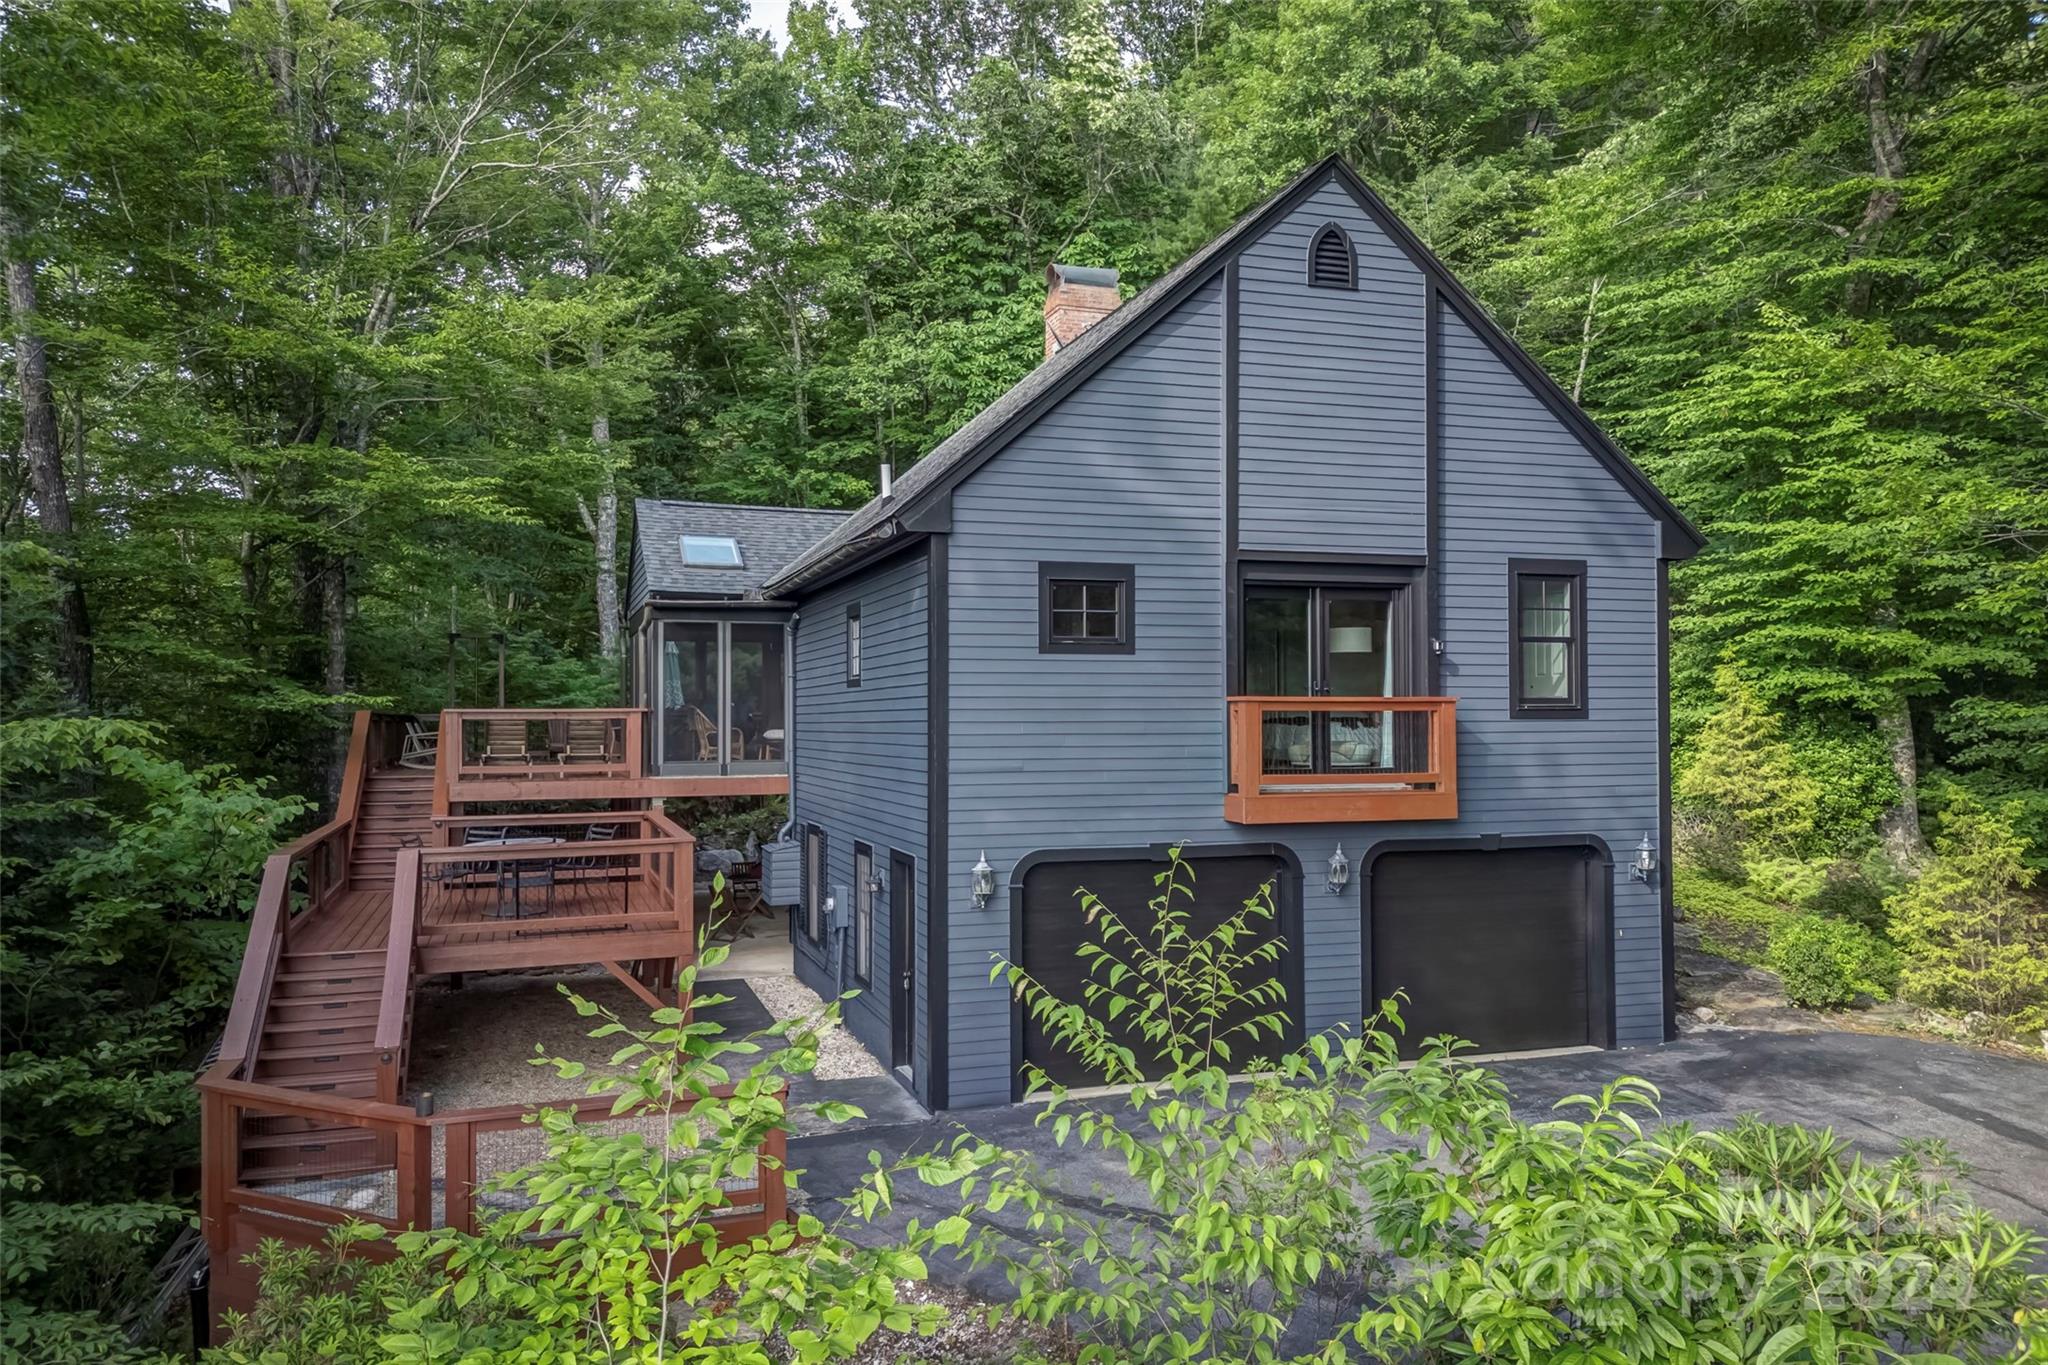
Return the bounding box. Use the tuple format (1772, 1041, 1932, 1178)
(1017, 852, 1298, 1093)
(1368, 846, 1605, 1057)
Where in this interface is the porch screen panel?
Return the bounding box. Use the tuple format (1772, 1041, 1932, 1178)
(729, 623, 787, 764)
(661, 621, 721, 766)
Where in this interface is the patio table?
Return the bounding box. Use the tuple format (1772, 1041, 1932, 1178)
(467, 836, 561, 920)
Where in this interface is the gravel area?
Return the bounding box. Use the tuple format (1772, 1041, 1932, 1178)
(408, 966, 882, 1115)
(749, 971, 885, 1081)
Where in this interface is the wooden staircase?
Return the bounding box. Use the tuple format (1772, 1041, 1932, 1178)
(239, 763, 434, 1185)
(349, 766, 434, 888)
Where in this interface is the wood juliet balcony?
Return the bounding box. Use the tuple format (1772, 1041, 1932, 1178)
(1224, 696, 1458, 825)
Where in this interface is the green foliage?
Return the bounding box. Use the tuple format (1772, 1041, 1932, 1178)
(905, 848, 1507, 1363)
(201, 1224, 446, 1364)
(1356, 1077, 2048, 1364)
(910, 848, 2047, 1363)
(210, 932, 944, 1362)
(1887, 794, 2048, 1035)
(1677, 661, 1822, 859)
(1675, 865, 1791, 966)
(1768, 915, 1899, 1010)
(0, 717, 303, 1348)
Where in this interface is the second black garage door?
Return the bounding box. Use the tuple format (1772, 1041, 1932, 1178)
(1017, 851, 1299, 1094)
(1368, 845, 1609, 1056)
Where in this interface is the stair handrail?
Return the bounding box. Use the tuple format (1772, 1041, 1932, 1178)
(217, 711, 382, 1075)
(373, 845, 421, 1103)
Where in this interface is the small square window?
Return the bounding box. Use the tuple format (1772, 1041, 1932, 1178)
(1507, 559, 1587, 719)
(1039, 562, 1134, 654)
(681, 535, 743, 568)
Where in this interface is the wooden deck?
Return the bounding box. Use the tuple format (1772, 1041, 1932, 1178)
(292, 879, 690, 975)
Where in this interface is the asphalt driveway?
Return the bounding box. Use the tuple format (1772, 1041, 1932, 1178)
(790, 1029, 2048, 1288)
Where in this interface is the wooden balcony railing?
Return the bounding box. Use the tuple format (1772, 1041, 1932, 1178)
(442, 707, 645, 784)
(1224, 696, 1458, 824)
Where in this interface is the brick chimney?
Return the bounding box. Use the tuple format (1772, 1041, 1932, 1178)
(1043, 263, 1120, 358)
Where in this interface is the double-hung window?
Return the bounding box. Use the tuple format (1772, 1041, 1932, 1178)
(1507, 559, 1587, 719)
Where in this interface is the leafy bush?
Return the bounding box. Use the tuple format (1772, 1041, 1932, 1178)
(1675, 864, 1789, 964)
(1768, 914, 1899, 1009)
(910, 849, 1506, 1363)
(1677, 661, 1822, 858)
(1888, 794, 2048, 1035)
(1807, 850, 1905, 932)
(0, 717, 305, 1351)
(1358, 1077, 2048, 1364)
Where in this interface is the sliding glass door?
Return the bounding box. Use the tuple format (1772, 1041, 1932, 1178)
(1243, 586, 1398, 777)
(657, 618, 789, 775)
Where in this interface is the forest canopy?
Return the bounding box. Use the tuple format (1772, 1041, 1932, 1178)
(3, 0, 2045, 1354)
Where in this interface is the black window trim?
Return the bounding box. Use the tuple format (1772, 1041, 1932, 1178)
(802, 823, 826, 944)
(1507, 557, 1588, 720)
(1038, 561, 1136, 655)
(1306, 221, 1357, 291)
(845, 603, 862, 686)
(851, 840, 874, 986)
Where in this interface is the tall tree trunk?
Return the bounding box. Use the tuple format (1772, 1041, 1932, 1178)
(1848, 18, 1942, 870)
(1876, 696, 1928, 870)
(322, 554, 350, 807)
(2, 204, 93, 710)
(579, 333, 622, 662)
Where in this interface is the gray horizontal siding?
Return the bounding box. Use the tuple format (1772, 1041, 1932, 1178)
(1236, 178, 1426, 558)
(790, 546, 928, 1079)
(937, 187, 1668, 1106)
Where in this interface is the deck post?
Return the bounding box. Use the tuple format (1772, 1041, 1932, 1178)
(444, 1119, 475, 1233)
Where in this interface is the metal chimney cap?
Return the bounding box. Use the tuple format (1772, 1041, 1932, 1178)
(1046, 263, 1119, 289)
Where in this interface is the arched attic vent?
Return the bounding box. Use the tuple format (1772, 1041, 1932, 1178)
(1307, 222, 1356, 290)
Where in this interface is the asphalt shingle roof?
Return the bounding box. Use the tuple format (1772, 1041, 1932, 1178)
(632, 499, 849, 601)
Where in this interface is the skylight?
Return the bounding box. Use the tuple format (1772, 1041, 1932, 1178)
(681, 535, 744, 568)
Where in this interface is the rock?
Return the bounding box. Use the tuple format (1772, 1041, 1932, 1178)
(1693, 1006, 1717, 1023)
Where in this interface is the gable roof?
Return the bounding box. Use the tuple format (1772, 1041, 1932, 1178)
(631, 499, 849, 602)
(764, 156, 1701, 596)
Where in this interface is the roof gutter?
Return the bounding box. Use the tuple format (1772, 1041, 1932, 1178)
(763, 520, 903, 598)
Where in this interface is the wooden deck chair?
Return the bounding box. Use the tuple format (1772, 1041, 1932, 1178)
(559, 716, 613, 766)
(480, 718, 534, 765)
(398, 719, 439, 769)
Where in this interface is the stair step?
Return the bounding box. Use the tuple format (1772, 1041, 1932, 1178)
(274, 968, 383, 985)
(258, 1039, 383, 1063)
(263, 1019, 376, 1043)
(280, 950, 378, 965)
(270, 990, 382, 1015)
(238, 1158, 391, 1185)
(253, 1066, 381, 1090)
(238, 1124, 382, 1154)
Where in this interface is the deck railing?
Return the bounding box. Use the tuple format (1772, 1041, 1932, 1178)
(1224, 696, 1458, 824)
(443, 707, 645, 784)
(219, 711, 407, 1076)
(197, 1067, 787, 1329)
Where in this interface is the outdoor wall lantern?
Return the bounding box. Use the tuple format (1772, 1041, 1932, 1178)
(971, 851, 997, 910)
(1631, 832, 1658, 884)
(1326, 843, 1351, 896)
(866, 867, 885, 897)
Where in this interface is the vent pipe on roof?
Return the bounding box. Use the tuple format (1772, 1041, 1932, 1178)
(879, 461, 893, 499)
(1044, 263, 1120, 358)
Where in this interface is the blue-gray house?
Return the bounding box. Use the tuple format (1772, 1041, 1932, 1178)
(627, 157, 1701, 1111)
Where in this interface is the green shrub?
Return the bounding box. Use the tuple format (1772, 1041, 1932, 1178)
(912, 849, 2048, 1364)
(1768, 914, 1899, 1009)
(1888, 793, 2048, 1035)
(1676, 661, 1822, 857)
(1675, 864, 1788, 964)
(213, 922, 943, 1364)
(1807, 849, 1904, 931)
